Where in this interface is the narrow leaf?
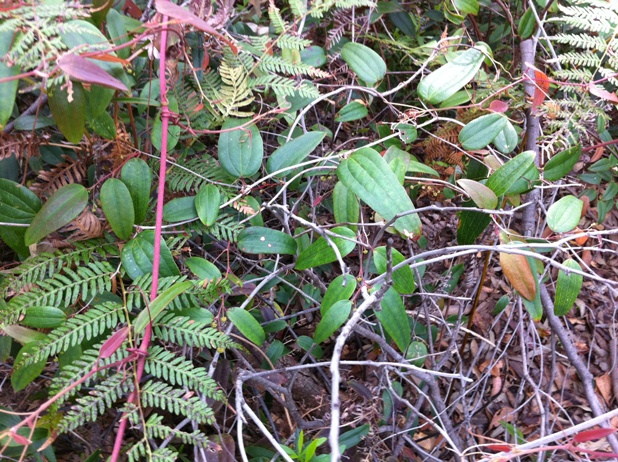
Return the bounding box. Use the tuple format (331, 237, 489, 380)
(120, 158, 152, 224)
(0, 30, 20, 129)
(376, 288, 411, 352)
(195, 184, 220, 226)
(314, 300, 352, 344)
(133, 281, 193, 334)
(333, 182, 359, 231)
(485, 150, 536, 196)
(295, 226, 356, 270)
(100, 178, 135, 240)
(99, 326, 130, 359)
(57, 54, 128, 92)
(227, 307, 265, 346)
(554, 259, 583, 315)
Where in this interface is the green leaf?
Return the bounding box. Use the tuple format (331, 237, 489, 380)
(48, 82, 87, 144)
(492, 120, 518, 154)
(88, 110, 116, 140)
(339, 424, 370, 450)
(22, 306, 66, 329)
(375, 287, 411, 352)
(337, 147, 422, 238)
(395, 123, 418, 143)
(485, 150, 536, 196)
(544, 145, 581, 181)
(120, 158, 152, 224)
(152, 96, 180, 151)
(340, 42, 387, 85)
(11, 342, 46, 392)
(0, 30, 20, 129)
(121, 230, 181, 279)
(295, 226, 356, 270)
(456, 179, 498, 209)
(195, 184, 220, 227)
(405, 341, 427, 367)
(100, 178, 135, 240)
(457, 209, 492, 244)
(321, 274, 357, 316)
(418, 45, 488, 104)
(1, 325, 47, 344)
(454, 0, 479, 15)
(335, 101, 368, 122)
(333, 182, 359, 232)
(388, 11, 417, 37)
(185, 257, 222, 281)
(218, 118, 263, 178)
(407, 160, 440, 177)
(133, 281, 193, 334)
(0, 179, 41, 223)
(105, 8, 130, 59)
(518, 8, 535, 39)
(554, 259, 583, 315)
(227, 308, 265, 346)
(314, 300, 352, 344)
(163, 196, 197, 222)
(459, 113, 507, 150)
(546, 195, 583, 233)
(373, 246, 416, 294)
(300, 45, 327, 67)
(237, 227, 297, 255)
(24, 184, 88, 245)
(266, 131, 326, 177)
(504, 163, 540, 195)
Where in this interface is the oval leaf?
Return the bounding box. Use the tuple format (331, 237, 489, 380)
(333, 182, 359, 232)
(335, 101, 368, 122)
(321, 274, 357, 316)
(295, 226, 356, 270)
(456, 179, 498, 209)
(163, 196, 197, 222)
(11, 343, 47, 392)
(405, 341, 428, 367)
(314, 300, 352, 344)
(340, 42, 387, 85)
(375, 287, 411, 352)
(544, 145, 581, 181)
(25, 184, 88, 245)
(100, 178, 135, 240)
(337, 147, 422, 239)
(500, 251, 536, 301)
(237, 227, 297, 255)
(266, 131, 326, 177)
(227, 307, 265, 346)
(120, 158, 152, 224)
(218, 118, 263, 178)
(554, 258, 583, 315)
(195, 184, 220, 226)
(418, 45, 487, 104)
(492, 120, 518, 154)
(546, 195, 583, 233)
(0, 179, 41, 224)
(22, 306, 66, 329)
(48, 82, 87, 144)
(485, 150, 536, 196)
(121, 230, 180, 279)
(185, 257, 222, 281)
(0, 30, 20, 129)
(58, 53, 128, 92)
(459, 113, 507, 150)
(373, 246, 416, 294)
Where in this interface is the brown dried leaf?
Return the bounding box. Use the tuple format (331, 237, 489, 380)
(499, 252, 536, 301)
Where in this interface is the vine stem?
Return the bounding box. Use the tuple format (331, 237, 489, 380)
(109, 17, 171, 462)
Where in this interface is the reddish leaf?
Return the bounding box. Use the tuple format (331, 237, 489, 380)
(500, 252, 537, 301)
(487, 444, 513, 452)
(589, 83, 618, 103)
(89, 53, 131, 65)
(155, 0, 238, 54)
(57, 54, 128, 92)
(99, 326, 130, 359)
(9, 431, 32, 446)
(532, 70, 550, 113)
(489, 100, 509, 113)
(573, 428, 616, 443)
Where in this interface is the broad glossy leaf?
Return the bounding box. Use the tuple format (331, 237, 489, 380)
(25, 184, 88, 245)
(376, 287, 411, 352)
(335, 101, 368, 122)
(195, 184, 220, 226)
(227, 307, 265, 346)
(314, 300, 352, 344)
(100, 178, 135, 240)
(105, 8, 131, 59)
(418, 45, 488, 104)
(0, 30, 19, 129)
(518, 8, 535, 39)
(295, 227, 356, 270)
(388, 11, 417, 37)
(133, 281, 193, 334)
(12, 343, 47, 392)
(454, 0, 479, 15)
(88, 110, 116, 139)
(266, 131, 326, 177)
(456, 179, 498, 209)
(500, 250, 536, 301)
(546, 195, 583, 233)
(218, 118, 263, 178)
(300, 45, 327, 67)
(373, 246, 416, 294)
(163, 196, 197, 222)
(121, 230, 180, 279)
(120, 158, 152, 224)
(492, 120, 518, 154)
(333, 182, 359, 231)
(340, 42, 387, 85)
(48, 82, 87, 144)
(337, 147, 422, 238)
(485, 150, 536, 196)
(544, 145, 581, 181)
(322, 274, 357, 316)
(22, 306, 66, 329)
(554, 258, 583, 315)
(459, 113, 507, 150)
(0, 179, 41, 223)
(185, 257, 222, 281)
(504, 163, 540, 195)
(237, 227, 297, 255)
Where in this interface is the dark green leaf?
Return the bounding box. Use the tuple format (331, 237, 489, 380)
(100, 178, 135, 240)
(333, 182, 359, 232)
(185, 257, 222, 281)
(459, 113, 507, 150)
(121, 230, 180, 279)
(237, 227, 297, 255)
(48, 82, 87, 144)
(544, 145, 581, 181)
(335, 101, 368, 122)
(22, 306, 66, 329)
(133, 281, 193, 334)
(340, 42, 387, 85)
(485, 150, 536, 196)
(195, 184, 220, 227)
(295, 226, 356, 270)
(120, 158, 152, 224)
(266, 131, 326, 177)
(0, 179, 41, 223)
(218, 118, 263, 178)
(321, 274, 357, 316)
(12, 342, 47, 392)
(314, 300, 352, 344)
(554, 259, 583, 315)
(373, 247, 416, 294)
(163, 196, 197, 222)
(376, 287, 411, 352)
(227, 308, 265, 346)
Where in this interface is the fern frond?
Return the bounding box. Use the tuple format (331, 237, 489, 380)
(145, 413, 214, 449)
(259, 55, 330, 78)
(18, 302, 126, 366)
(554, 51, 601, 67)
(289, 0, 308, 17)
(249, 75, 320, 98)
(218, 58, 255, 118)
(182, 213, 244, 242)
(141, 380, 216, 424)
(30, 154, 89, 198)
(58, 372, 133, 433)
(145, 346, 224, 400)
(555, 4, 618, 33)
(552, 32, 607, 50)
(553, 68, 594, 82)
(154, 314, 234, 349)
(166, 156, 233, 193)
(268, 0, 288, 33)
(277, 34, 313, 51)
